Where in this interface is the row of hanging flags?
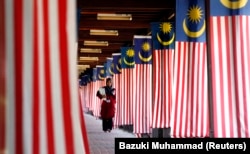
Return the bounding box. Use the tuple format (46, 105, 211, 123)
(80, 0, 250, 138)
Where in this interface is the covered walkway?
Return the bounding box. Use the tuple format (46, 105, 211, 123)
(83, 113, 136, 154)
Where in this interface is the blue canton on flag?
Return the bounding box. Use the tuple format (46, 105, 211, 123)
(112, 53, 122, 74)
(96, 66, 105, 81)
(103, 62, 107, 77)
(85, 68, 93, 83)
(92, 68, 97, 82)
(121, 47, 135, 68)
(106, 58, 114, 77)
(82, 75, 88, 86)
(210, 0, 250, 16)
(151, 22, 175, 50)
(134, 35, 152, 64)
(176, 0, 206, 42)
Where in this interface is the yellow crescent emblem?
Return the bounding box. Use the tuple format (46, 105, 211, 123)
(116, 65, 122, 73)
(138, 51, 152, 62)
(156, 33, 175, 46)
(98, 74, 105, 80)
(220, 0, 248, 9)
(123, 57, 135, 66)
(109, 67, 114, 75)
(183, 18, 205, 38)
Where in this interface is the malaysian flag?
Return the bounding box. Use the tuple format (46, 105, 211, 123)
(209, 0, 250, 137)
(120, 47, 135, 126)
(151, 22, 175, 129)
(96, 65, 106, 81)
(88, 68, 98, 115)
(1, 0, 90, 153)
(103, 62, 107, 78)
(79, 74, 89, 113)
(93, 66, 106, 118)
(171, 0, 209, 138)
(79, 74, 86, 112)
(111, 53, 122, 128)
(81, 75, 88, 87)
(105, 58, 114, 78)
(82, 68, 93, 110)
(133, 35, 152, 137)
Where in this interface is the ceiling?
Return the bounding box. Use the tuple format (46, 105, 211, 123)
(77, 0, 175, 73)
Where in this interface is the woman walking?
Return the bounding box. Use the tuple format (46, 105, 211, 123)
(96, 78, 116, 132)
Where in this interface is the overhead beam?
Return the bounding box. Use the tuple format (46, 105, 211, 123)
(78, 60, 108, 65)
(78, 53, 113, 57)
(78, 60, 108, 68)
(78, 42, 131, 49)
(79, 21, 150, 29)
(78, 36, 134, 42)
(78, 31, 136, 41)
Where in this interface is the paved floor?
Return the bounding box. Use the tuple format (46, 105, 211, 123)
(83, 113, 136, 154)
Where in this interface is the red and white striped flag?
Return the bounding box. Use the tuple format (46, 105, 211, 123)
(1, 0, 90, 153)
(112, 53, 122, 128)
(209, 0, 250, 137)
(120, 47, 135, 126)
(89, 67, 98, 118)
(133, 35, 152, 136)
(171, 0, 209, 138)
(92, 66, 105, 118)
(151, 22, 175, 129)
(88, 81, 95, 114)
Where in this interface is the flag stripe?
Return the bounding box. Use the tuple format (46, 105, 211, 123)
(37, 0, 48, 153)
(23, 1, 35, 154)
(14, 0, 24, 152)
(58, 0, 74, 153)
(32, 0, 40, 153)
(162, 52, 167, 128)
(0, 0, 6, 152)
(6, 0, 15, 152)
(221, 17, 226, 136)
(79, 94, 90, 154)
(50, 0, 66, 152)
(243, 16, 250, 137)
(43, 0, 55, 152)
(225, 17, 235, 137)
(210, 15, 250, 137)
(129, 69, 135, 125)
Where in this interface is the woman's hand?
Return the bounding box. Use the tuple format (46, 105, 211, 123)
(111, 89, 115, 95)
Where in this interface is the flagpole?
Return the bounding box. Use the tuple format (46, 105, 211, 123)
(205, 0, 214, 138)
